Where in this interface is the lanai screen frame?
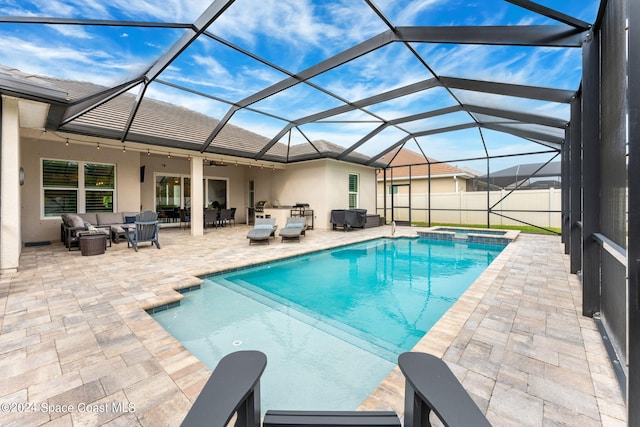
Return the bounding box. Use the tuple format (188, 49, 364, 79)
(1, 0, 639, 423)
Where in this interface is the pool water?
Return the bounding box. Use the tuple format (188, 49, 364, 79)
(152, 237, 504, 411)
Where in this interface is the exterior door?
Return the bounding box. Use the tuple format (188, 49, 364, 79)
(391, 183, 411, 225)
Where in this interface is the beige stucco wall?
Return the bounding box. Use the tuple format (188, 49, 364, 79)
(21, 137, 140, 244)
(19, 134, 378, 242)
(246, 159, 377, 230)
(377, 176, 469, 195)
(139, 155, 248, 222)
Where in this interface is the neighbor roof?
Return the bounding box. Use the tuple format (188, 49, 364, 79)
(379, 148, 476, 179)
(0, 1, 599, 168)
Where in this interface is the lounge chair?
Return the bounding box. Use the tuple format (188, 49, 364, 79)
(124, 210, 161, 252)
(247, 218, 277, 245)
(279, 217, 307, 242)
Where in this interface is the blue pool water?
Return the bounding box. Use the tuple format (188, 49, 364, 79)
(153, 237, 504, 411)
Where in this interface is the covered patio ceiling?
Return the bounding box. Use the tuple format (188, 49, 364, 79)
(0, 0, 600, 169)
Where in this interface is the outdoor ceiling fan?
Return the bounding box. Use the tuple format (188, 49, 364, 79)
(207, 160, 227, 167)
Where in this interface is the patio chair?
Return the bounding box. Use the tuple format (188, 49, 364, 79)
(219, 208, 233, 227)
(398, 352, 490, 427)
(279, 216, 307, 242)
(124, 210, 161, 252)
(181, 350, 266, 427)
(204, 209, 218, 228)
(229, 207, 237, 226)
(246, 217, 277, 245)
(179, 208, 190, 229)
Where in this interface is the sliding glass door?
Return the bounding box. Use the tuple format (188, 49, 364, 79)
(204, 178, 228, 209)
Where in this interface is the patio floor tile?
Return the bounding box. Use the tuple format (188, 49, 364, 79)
(0, 225, 627, 425)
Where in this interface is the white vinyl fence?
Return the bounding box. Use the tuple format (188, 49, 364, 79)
(377, 188, 561, 228)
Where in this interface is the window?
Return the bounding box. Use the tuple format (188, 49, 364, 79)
(348, 173, 359, 209)
(84, 163, 115, 212)
(42, 159, 115, 217)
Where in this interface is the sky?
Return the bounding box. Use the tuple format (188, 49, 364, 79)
(0, 0, 601, 172)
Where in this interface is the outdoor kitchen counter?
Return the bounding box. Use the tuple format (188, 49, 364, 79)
(261, 207, 293, 229)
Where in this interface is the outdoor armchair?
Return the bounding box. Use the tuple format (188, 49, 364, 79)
(124, 210, 161, 252)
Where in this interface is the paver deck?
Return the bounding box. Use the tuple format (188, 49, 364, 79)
(0, 225, 626, 426)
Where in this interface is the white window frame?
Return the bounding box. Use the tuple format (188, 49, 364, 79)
(41, 158, 116, 219)
(348, 173, 359, 209)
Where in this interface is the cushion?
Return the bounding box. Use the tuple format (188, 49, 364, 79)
(78, 213, 98, 225)
(97, 212, 124, 225)
(287, 222, 305, 228)
(111, 225, 125, 233)
(66, 214, 85, 228)
(254, 224, 274, 230)
(125, 216, 136, 224)
(60, 214, 73, 226)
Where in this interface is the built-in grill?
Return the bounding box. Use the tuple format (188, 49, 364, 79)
(291, 203, 314, 230)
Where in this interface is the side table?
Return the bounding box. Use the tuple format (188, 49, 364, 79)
(79, 233, 107, 256)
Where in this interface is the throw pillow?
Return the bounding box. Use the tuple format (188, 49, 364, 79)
(254, 224, 273, 230)
(125, 216, 136, 224)
(69, 214, 85, 228)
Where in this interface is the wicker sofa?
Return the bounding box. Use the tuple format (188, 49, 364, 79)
(61, 211, 140, 247)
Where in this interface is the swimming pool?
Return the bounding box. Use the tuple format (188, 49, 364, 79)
(152, 237, 504, 411)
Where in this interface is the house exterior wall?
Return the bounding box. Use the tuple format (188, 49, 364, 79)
(20, 136, 140, 244)
(326, 160, 377, 227)
(248, 159, 377, 230)
(139, 155, 248, 222)
(377, 176, 471, 196)
(19, 134, 378, 244)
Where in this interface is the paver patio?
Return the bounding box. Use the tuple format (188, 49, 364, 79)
(0, 225, 626, 426)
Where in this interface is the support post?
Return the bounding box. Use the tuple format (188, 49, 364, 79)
(569, 96, 582, 274)
(581, 31, 601, 317)
(190, 157, 204, 236)
(0, 96, 21, 275)
(627, 0, 640, 422)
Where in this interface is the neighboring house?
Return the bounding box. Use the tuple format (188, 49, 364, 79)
(472, 161, 561, 190)
(0, 67, 377, 274)
(377, 148, 478, 197)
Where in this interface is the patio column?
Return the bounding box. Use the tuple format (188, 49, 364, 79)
(0, 96, 21, 274)
(190, 157, 204, 236)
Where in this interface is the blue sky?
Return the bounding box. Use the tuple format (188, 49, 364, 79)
(0, 0, 600, 172)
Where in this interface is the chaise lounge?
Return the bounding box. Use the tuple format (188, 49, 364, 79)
(246, 217, 277, 245)
(278, 216, 307, 242)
